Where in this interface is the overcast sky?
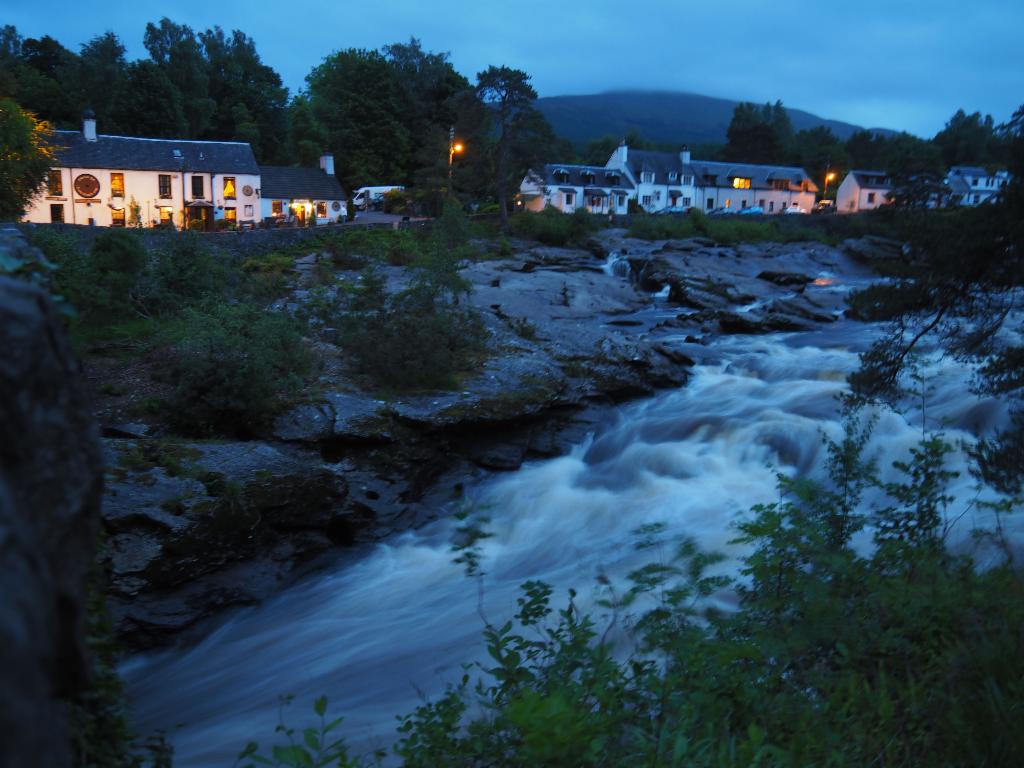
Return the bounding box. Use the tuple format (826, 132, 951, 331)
(6, 0, 1022, 136)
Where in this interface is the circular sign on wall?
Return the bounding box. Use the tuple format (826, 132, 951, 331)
(331, 201, 341, 212)
(74, 173, 100, 198)
(242, 184, 254, 196)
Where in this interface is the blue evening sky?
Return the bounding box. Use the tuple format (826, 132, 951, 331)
(5, 0, 1022, 136)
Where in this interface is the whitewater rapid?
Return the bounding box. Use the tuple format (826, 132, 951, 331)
(122, 313, 1017, 766)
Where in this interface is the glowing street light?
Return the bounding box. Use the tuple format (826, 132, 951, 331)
(448, 126, 464, 190)
(824, 168, 837, 198)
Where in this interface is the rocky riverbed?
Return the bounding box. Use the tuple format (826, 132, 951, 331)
(97, 228, 885, 648)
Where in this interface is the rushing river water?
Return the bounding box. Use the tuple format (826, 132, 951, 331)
(123, 280, 1019, 766)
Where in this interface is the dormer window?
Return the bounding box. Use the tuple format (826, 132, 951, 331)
(682, 175, 693, 185)
(582, 172, 595, 184)
(172, 149, 183, 160)
(641, 171, 654, 184)
(605, 172, 620, 185)
(554, 169, 569, 183)
(732, 177, 752, 190)
(668, 172, 678, 181)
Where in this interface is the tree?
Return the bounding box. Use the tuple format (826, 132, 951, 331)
(849, 104, 1024, 492)
(475, 66, 542, 228)
(75, 32, 127, 132)
(305, 48, 412, 188)
(143, 18, 215, 137)
(111, 60, 187, 138)
(0, 98, 56, 219)
(724, 101, 787, 164)
(845, 129, 889, 170)
(790, 126, 849, 198)
(933, 108, 1003, 168)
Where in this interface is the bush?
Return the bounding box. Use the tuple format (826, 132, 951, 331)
(507, 208, 603, 247)
(163, 302, 312, 435)
(338, 221, 487, 390)
(54, 229, 148, 321)
(149, 233, 228, 311)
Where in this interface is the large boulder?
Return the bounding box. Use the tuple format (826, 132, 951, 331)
(0, 265, 103, 768)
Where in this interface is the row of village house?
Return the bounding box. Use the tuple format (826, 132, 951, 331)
(518, 142, 1011, 216)
(22, 112, 1012, 228)
(22, 111, 346, 229)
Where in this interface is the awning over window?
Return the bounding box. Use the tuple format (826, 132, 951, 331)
(558, 187, 576, 193)
(584, 188, 609, 197)
(187, 200, 214, 208)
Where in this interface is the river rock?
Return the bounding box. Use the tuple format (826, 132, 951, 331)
(0, 270, 102, 768)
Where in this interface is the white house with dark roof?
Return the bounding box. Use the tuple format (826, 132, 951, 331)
(259, 154, 347, 225)
(23, 111, 261, 230)
(944, 166, 1010, 207)
(604, 143, 817, 214)
(836, 170, 893, 213)
(518, 163, 634, 214)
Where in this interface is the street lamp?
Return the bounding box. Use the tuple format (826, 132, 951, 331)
(824, 169, 836, 199)
(448, 126, 464, 190)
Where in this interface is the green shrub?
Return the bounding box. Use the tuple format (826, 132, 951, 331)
(508, 208, 603, 247)
(49, 229, 148, 321)
(150, 234, 228, 311)
(163, 302, 312, 435)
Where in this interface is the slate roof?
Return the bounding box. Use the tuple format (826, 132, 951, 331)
(690, 160, 817, 192)
(626, 150, 687, 185)
(849, 170, 892, 190)
(259, 165, 346, 199)
(542, 164, 635, 189)
(50, 131, 259, 174)
(948, 165, 988, 177)
(946, 176, 973, 194)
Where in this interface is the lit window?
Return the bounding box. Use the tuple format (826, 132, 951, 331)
(159, 207, 172, 224)
(272, 200, 283, 216)
(316, 201, 327, 217)
(223, 176, 236, 199)
(111, 208, 125, 227)
(47, 170, 63, 196)
(158, 174, 172, 199)
(111, 172, 125, 197)
(224, 207, 237, 222)
(732, 177, 751, 190)
(724, 199, 731, 208)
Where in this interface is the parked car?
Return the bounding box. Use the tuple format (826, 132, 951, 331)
(813, 199, 836, 214)
(708, 207, 736, 215)
(738, 206, 764, 215)
(352, 185, 405, 211)
(784, 205, 808, 215)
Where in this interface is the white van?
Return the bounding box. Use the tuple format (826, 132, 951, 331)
(352, 186, 404, 211)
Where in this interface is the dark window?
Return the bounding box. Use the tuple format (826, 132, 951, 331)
(706, 197, 714, 209)
(867, 192, 876, 204)
(111, 208, 125, 227)
(49, 203, 64, 223)
(159, 174, 172, 198)
(110, 172, 125, 197)
(191, 175, 204, 198)
(47, 170, 62, 196)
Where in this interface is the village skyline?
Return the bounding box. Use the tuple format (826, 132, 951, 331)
(5, 0, 1021, 137)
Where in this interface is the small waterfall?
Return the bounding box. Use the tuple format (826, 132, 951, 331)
(601, 250, 632, 279)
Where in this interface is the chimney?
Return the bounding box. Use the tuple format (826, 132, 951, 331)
(613, 139, 628, 168)
(319, 152, 335, 176)
(680, 145, 691, 165)
(83, 108, 97, 142)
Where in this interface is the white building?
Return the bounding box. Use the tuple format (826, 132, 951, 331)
(944, 166, 1010, 207)
(521, 144, 818, 216)
(518, 164, 634, 214)
(23, 111, 261, 230)
(836, 170, 893, 214)
(259, 155, 347, 225)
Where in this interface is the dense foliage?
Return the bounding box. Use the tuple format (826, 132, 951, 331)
(0, 96, 56, 218)
(337, 204, 488, 390)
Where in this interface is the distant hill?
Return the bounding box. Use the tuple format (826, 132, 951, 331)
(536, 90, 893, 147)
